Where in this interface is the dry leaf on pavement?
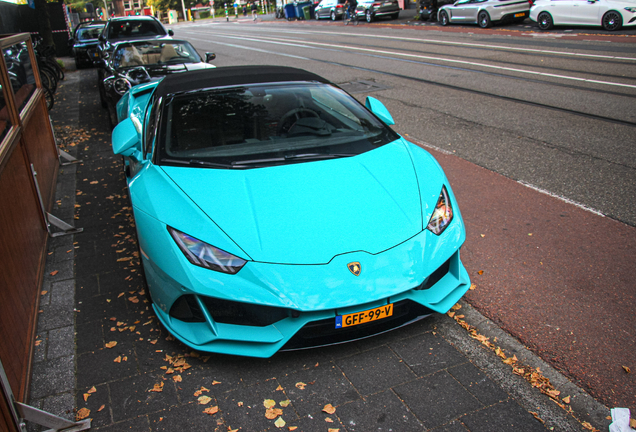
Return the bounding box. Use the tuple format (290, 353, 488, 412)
(274, 417, 286, 428)
(295, 382, 307, 390)
(173, 375, 182, 382)
(265, 408, 283, 419)
(105, 341, 117, 348)
(97, 404, 105, 412)
(263, 399, 276, 409)
(279, 400, 291, 407)
(83, 393, 91, 401)
(149, 382, 164, 392)
(322, 404, 336, 414)
(198, 396, 212, 405)
(562, 395, 571, 404)
(622, 365, 631, 373)
(203, 406, 219, 415)
(76, 408, 90, 420)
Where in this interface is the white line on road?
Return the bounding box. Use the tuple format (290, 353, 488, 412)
(182, 29, 636, 89)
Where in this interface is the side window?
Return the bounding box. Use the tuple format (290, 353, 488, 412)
(145, 95, 162, 157)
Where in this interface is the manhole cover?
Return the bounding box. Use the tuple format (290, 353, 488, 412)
(338, 80, 390, 94)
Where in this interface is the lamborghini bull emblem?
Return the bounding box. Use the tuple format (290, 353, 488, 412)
(347, 262, 362, 276)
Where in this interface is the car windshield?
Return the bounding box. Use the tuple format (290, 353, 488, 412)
(107, 20, 166, 40)
(112, 41, 201, 68)
(158, 82, 399, 168)
(77, 27, 103, 41)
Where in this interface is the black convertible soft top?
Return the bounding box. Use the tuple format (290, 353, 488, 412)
(154, 66, 332, 98)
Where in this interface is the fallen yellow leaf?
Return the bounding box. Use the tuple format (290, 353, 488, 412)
(279, 400, 291, 408)
(97, 404, 105, 412)
(274, 417, 286, 428)
(295, 382, 307, 390)
(149, 382, 164, 393)
(105, 341, 117, 349)
(114, 356, 121, 363)
(263, 399, 276, 409)
(203, 406, 219, 415)
(325, 417, 334, 422)
(212, 380, 221, 385)
(265, 408, 283, 419)
(198, 396, 212, 405)
(622, 365, 631, 373)
(322, 404, 336, 414)
(562, 395, 571, 404)
(76, 408, 90, 420)
(83, 393, 91, 401)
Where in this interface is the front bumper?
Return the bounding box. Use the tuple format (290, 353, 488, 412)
(146, 241, 470, 357)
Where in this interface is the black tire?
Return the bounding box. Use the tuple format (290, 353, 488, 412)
(40, 66, 58, 92)
(50, 59, 65, 81)
(331, 10, 336, 20)
(439, 10, 449, 26)
(602, 11, 622, 31)
(478, 11, 491, 28)
(107, 103, 118, 129)
(75, 59, 83, 70)
(537, 11, 553, 30)
(42, 86, 54, 111)
(366, 9, 373, 22)
(315, 10, 320, 19)
(391, 12, 399, 19)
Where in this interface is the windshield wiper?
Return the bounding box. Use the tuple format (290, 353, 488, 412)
(232, 153, 354, 167)
(161, 158, 236, 169)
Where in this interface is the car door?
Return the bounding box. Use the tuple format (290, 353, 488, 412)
(543, 0, 578, 24)
(570, 0, 601, 24)
(449, 0, 474, 20)
(464, 0, 488, 22)
(316, 0, 328, 17)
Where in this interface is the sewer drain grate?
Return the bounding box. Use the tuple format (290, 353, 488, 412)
(338, 80, 390, 94)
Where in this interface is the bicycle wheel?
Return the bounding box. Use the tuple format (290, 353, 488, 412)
(39, 66, 58, 92)
(42, 86, 54, 110)
(48, 58, 65, 81)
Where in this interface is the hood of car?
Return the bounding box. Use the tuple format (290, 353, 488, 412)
(140, 62, 215, 76)
(161, 140, 425, 265)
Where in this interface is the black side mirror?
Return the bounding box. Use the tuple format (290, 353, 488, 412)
(168, 29, 174, 36)
(205, 52, 216, 62)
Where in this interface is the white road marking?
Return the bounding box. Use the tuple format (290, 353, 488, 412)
(184, 26, 636, 61)
(182, 29, 636, 89)
(517, 181, 605, 216)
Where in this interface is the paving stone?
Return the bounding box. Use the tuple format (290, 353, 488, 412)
(173, 361, 243, 397)
(431, 420, 470, 432)
(77, 341, 138, 389)
(269, 411, 347, 432)
(75, 383, 112, 428)
(75, 293, 134, 325)
(109, 373, 178, 422)
(336, 346, 416, 396)
(76, 274, 100, 303)
(33, 331, 47, 363)
(448, 361, 510, 406)
(47, 325, 75, 359)
(276, 362, 360, 417)
(92, 415, 150, 431)
(460, 400, 548, 432)
(218, 379, 295, 431)
(148, 401, 225, 431)
(30, 355, 75, 399)
(390, 332, 468, 377)
(38, 280, 75, 330)
(42, 391, 75, 421)
(335, 389, 423, 431)
(393, 371, 482, 430)
(43, 259, 74, 284)
(76, 319, 105, 355)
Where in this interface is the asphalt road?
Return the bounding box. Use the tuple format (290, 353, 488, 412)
(166, 17, 636, 411)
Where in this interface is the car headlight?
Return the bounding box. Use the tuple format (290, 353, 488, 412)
(625, 7, 636, 12)
(113, 78, 131, 95)
(426, 186, 454, 235)
(168, 227, 247, 274)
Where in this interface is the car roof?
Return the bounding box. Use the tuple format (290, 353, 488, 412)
(154, 66, 332, 98)
(108, 16, 159, 22)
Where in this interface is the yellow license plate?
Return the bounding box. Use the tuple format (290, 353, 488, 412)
(335, 303, 393, 329)
(514, 12, 525, 17)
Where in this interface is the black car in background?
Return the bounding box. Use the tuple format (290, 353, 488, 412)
(98, 16, 174, 60)
(98, 39, 216, 127)
(69, 23, 105, 68)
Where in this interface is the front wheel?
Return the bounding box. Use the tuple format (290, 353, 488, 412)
(478, 11, 491, 28)
(391, 12, 399, 19)
(439, 10, 449, 26)
(537, 11, 553, 30)
(331, 10, 336, 20)
(602, 11, 622, 31)
(366, 9, 373, 22)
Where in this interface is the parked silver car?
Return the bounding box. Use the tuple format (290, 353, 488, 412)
(438, 0, 531, 27)
(315, 0, 348, 19)
(355, 0, 401, 22)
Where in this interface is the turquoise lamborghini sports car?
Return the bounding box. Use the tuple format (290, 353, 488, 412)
(112, 66, 471, 358)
